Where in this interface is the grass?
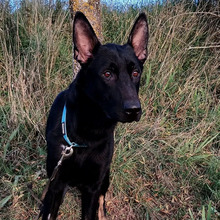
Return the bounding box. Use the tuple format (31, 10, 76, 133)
(0, 0, 220, 219)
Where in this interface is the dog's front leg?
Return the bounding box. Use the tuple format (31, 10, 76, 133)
(81, 189, 101, 220)
(41, 179, 67, 220)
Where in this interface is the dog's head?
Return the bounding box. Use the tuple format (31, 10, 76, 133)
(73, 12, 149, 123)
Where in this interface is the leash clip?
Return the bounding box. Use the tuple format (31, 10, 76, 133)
(50, 146, 73, 182)
(62, 146, 74, 158)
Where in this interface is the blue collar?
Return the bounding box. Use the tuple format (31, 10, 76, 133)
(61, 103, 87, 148)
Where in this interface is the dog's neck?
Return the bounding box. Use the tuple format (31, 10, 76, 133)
(66, 78, 117, 142)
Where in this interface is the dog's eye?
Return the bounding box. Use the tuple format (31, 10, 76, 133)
(132, 70, 139, 77)
(103, 71, 111, 79)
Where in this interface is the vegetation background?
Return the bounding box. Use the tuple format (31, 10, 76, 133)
(0, 0, 219, 219)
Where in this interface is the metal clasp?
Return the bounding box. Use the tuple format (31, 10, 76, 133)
(62, 146, 74, 158)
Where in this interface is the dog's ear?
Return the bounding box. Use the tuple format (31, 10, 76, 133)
(73, 11, 101, 64)
(128, 13, 149, 63)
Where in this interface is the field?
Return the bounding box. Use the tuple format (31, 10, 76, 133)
(0, 0, 219, 219)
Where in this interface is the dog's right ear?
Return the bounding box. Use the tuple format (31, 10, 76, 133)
(73, 11, 101, 64)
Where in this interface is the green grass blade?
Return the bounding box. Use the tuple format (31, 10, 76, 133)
(207, 201, 212, 220)
(3, 125, 20, 159)
(189, 208, 195, 220)
(202, 206, 206, 220)
(195, 133, 219, 154)
(0, 195, 12, 209)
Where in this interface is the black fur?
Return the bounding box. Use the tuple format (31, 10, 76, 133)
(41, 11, 149, 220)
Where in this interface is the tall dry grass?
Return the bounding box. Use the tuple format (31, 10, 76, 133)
(0, 1, 73, 218)
(0, 0, 219, 219)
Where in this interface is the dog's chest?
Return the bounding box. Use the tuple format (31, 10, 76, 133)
(61, 140, 113, 180)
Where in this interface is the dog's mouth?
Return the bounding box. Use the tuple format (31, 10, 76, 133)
(104, 108, 142, 123)
(121, 109, 142, 123)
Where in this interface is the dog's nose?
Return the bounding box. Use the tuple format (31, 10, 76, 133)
(124, 101, 141, 116)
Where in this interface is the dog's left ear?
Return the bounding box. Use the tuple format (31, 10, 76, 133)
(73, 11, 101, 64)
(128, 13, 149, 63)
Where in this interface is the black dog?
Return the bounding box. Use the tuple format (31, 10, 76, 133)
(41, 11, 149, 220)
